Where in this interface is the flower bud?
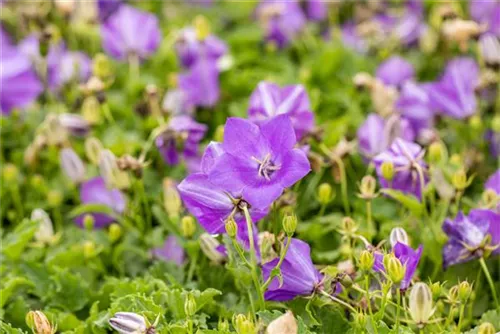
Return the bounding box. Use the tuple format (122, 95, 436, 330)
(47, 190, 63, 208)
(163, 178, 182, 220)
(448, 285, 459, 303)
(181, 216, 196, 238)
(479, 33, 500, 68)
(353, 312, 366, 328)
(85, 137, 103, 165)
(59, 113, 90, 137)
(31, 209, 54, 244)
(83, 214, 95, 231)
(340, 273, 353, 289)
(428, 142, 444, 163)
(389, 227, 409, 247)
(218, 318, 230, 332)
(340, 217, 358, 235)
(259, 232, 277, 264)
(386, 255, 405, 284)
(458, 281, 472, 302)
(478, 322, 496, 334)
(380, 161, 394, 181)
(317, 183, 333, 205)
(430, 282, 442, 300)
(83, 240, 96, 258)
(266, 311, 297, 334)
(214, 125, 225, 143)
(92, 53, 113, 80)
(359, 175, 377, 199)
(409, 282, 434, 327)
(199, 233, 227, 264)
(81, 96, 102, 125)
(492, 116, 500, 133)
(60, 148, 86, 183)
(109, 312, 147, 334)
(2, 163, 19, 183)
(194, 15, 210, 40)
(359, 250, 374, 271)
(233, 314, 255, 334)
(225, 217, 237, 238)
(482, 189, 498, 209)
(26, 310, 53, 334)
(108, 223, 122, 243)
(184, 294, 197, 317)
(282, 214, 297, 236)
(452, 169, 467, 191)
(469, 115, 482, 131)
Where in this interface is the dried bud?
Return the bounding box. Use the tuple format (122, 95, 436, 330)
(163, 178, 182, 220)
(108, 223, 122, 243)
(181, 216, 196, 238)
(359, 250, 374, 271)
(109, 312, 147, 334)
(317, 183, 333, 205)
(380, 161, 395, 181)
(199, 233, 227, 264)
(359, 175, 377, 199)
(409, 282, 435, 327)
(93, 53, 113, 80)
(266, 311, 297, 334)
(26, 310, 54, 334)
(31, 209, 54, 244)
(184, 294, 197, 317)
(389, 227, 409, 247)
(478, 322, 496, 334)
(458, 281, 472, 302)
(85, 137, 103, 165)
(60, 148, 86, 183)
(225, 217, 237, 238)
(428, 141, 444, 163)
(452, 169, 468, 191)
(386, 255, 405, 284)
(194, 15, 210, 40)
(282, 214, 297, 236)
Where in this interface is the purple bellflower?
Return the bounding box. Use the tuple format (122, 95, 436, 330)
(175, 27, 228, 70)
(340, 21, 369, 54)
(97, 0, 122, 22)
(152, 235, 186, 266)
(486, 170, 500, 195)
(156, 116, 207, 166)
(442, 209, 500, 268)
(373, 138, 427, 199)
(101, 4, 161, 61)
(375, 56, 415, 88)
(262, 238, 322, 301)
(305, 0, 328, 22)
(75, 176, 126, 228)
(395, 81, 435, 137)
(248, 81, 315, 140)
(469, 0, 500, 37)
(486, 130, 500, 158)
(428, 57, 479, 119)
(56, 51, 92, 87)
(208, 115, 311, 209)
(178, 57, 220, 108)
(374, 241, 423, 290)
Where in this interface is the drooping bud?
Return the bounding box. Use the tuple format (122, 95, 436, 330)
(317, 183, 333, 205)
(359, 250, 374, 271)
(108, 223, 122, 243)
(478, 322, 496, 334)
(380, 161, 394, 181)
(457, 281, 472, 302)
(389, 227, 409, 247)
(163, 178, 182, 220)
(282, 214, 297, 236)
(266, 311, 297, 334)
(194, 15, 210, 40)
(452, 169, 468, 191)
(93, 53, 113, 80)
(26, 310, 54, 334)
(108, 312, 147, 334)
(84, 137, 103, 165)
(386, 255, 405, 284)
(31, 209, 55, 244)
(409, 282, 434, 328)
(60, 148, 86, 183)
(184, 294, 197, 317)
(199, 233, 227, 264)
(359, 175, 377, 200)
(225, 217, 237, 238)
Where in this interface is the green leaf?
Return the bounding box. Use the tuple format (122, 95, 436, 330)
(2, 219, 37, 260)
(46, 268, 90, 312)
(162, 288, 222, 320)
(0, 277, 33, 308)
(380, 189, 424, 217)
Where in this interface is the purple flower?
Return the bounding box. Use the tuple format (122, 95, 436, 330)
(56, 51, 92, 87)
(486, 170, 500, 194)
(97, 0, 122, 22)
(396, 82, 435, 137)
(175, 27, 228, 69)
(262, 238, 322, 301)
(208, 115, 311, 209)
(155, 116, 207, 166)
(152, 235, 185, 266)
(486, 130, 500, 158)
(178, 57, 220, 108)
(305, 0, 328, 22)
(428, 57, 479, 119)
(373, 138, 427, 199)
(442, 209, 500, 268)
(101, 4, 161, 61)
(256, 0, 306, 48)
(340, 21, 368, 54)
(376, 56, 415, 88)
(75, 177, 126, 228)
(374, 242, 423, 290)
(470, 0, 500, 37)
(162, 88, 195, 116)
(1, 36, 43, 115)
(394, 1, 426, 46)
(248, 82, 315, 140)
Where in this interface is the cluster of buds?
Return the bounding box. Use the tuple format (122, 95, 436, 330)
(353, 72, 398, 117)
(408, 282, 435, 329)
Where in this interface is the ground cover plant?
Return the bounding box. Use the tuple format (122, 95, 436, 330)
(1, 0, 500, 333)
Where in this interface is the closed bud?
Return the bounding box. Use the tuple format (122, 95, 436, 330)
(380, 161, 394, 181)
(26, 310, 54, 334)
(32, 209, 54, 244)
(282, 214, 297, 236)
(341, 217, 358, 235)
(225, 217, 237, 238)
(199, 233, 227, 264)
(92, 53, 112, 80)
(30, 175, 46, 192)
(2, 163, 19, 183)
(47, 190, 63, 208)
(452, 169, 467, 191)
(233, 314, 254, 334)
(458, 281, 472, 302)
(163, 178, 182, 220)
(478, 322, 496, 334)
(428, 142, 444, 163)
(81, 96, 102, 125)
(340, 273, 353, 288)
(60, 148, 86, 183)
(83, 240, 96, 258)
(359, 250, 374, 271)
(386, 256, 405, 284)
(259, 232, 277, 264)
(84, 137, 103, 165)
(83, 214, 95, 231)
(109, 312, 147, 334)
(108, 223, 122, 243)
(409, 282, 434, 327)
(184, 294, 197, 317)
(214, 125, 225, 143)
(181, 216, 196, 238)
(194, 15, 211, 40)
(99, 149, 130, 190)
(218, 318, 230, 332)
(469, 115, 482, 131)
(359, 175, 377, 199)
(389, 227, 409, 247)
(430, 282, 442, 300)
(353, 312, 367, 328)
(482, 189, 498, 209)
(266, 311, 297, 334)
(448, 285, 459, 303)
(317, 183, 334, 205)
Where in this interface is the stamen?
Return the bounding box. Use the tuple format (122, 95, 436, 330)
(252, 153, 281, 180)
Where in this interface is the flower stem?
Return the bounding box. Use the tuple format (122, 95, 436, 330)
(456, 303, 465, 333)
(319, 289, 357, 313)
(396, 288, 401, 332)
(261, 236, 292, 293)
(479, 257, 500, 308)
(365, 275, 378, 334)
(332, 156, 350, 215)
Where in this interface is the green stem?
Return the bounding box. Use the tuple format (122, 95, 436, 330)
(319, 289, 357, 313)
(187, 250, 198, 283)
(396, 288, 401, 332)
(332, 156, 350, 215)
(229, 237, 252, 268)
(366, 200, 374, 236)
(479, 257, 500, 308)
(457, 303, 465, 333)
(261, 237, 292, 293)
(365, 275, 378, 334)
(11, 185, 24, 219)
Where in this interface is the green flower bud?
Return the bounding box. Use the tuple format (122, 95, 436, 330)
(478, 322, 496, 334)
(341, 217, 358, 235)
(2, 163, 19, 184)
(32, 209, 54, 245)
(386, 255, 405, 284)
(83, 240, 96, 259)
(448, 285, 459, 303)
(359, 175, 377, 199)
(282, 214, 297, 236)
(317, 183, 333, 205)
(359, 250, 375, 271)
(353, 312, 367, 328)
(92, 53, 112, 80)
(163, 178, 182, 221)
(225, 217, 237, 238)
(81, 96, 102, 125)
(47, 190, 63, 208)
(233, 314, 254, 334)
(194, 15, 210, 40)
(458, 281, 472, 302)
(214, 125, 224, 143)
(492, 116, 500, 133)
(428, 142, 444, 163)
(218, 318, 230, 332)
(181, 216, 196, 238)
(26, 310, 54, 334)
(184, 294, 197, 317)
(108, 223, 122, 243)
(83, 214, 95, 231)
(409, 282, 434, 327)
(84, 137, 103, 165)
(30, 175, 46, 192)
(430, 282, 442, 300)
(380, 161, 395, 181)
(340, 274, 353, 289)
(452, 169, 468, 191)
(469, 115, 482, 131)
(482, 189, 498, 209)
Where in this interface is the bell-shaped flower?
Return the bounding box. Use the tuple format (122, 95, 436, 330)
(152, 235, 186, 266)
(175, 27, 227, 69)
(375, 56, 415, 88)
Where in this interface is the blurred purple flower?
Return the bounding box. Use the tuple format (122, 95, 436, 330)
(442, 209, 500, 268)
(162, 88, 195, 116)
(56, 51, 92, 86)
(376, 56, 415, 88)
(469, 0, 500, 37)
(262, 238, 322, 301)
(152, 235, 185, 266)
(175, 27, 227, 69)
(155, 116, 207, 166)
(248, 82, 315, 140)
(486, 131, 500, 158)
(428, 57, 479, 119)
(97, 0, 122, 22)
(305, 0, 328, 21)
(373, 138, 427, 199)
(486, 169, 500, 194)
(208, 115, 311, 209)
(75, 176, 126, 228)
(178, 57, 220, 108)
(256, 0, 306, 48)
(374, 242, 423, 290)
(341, 21, 369, 54)
(101, 4, 161, 61)
(396, 81, 435, 137)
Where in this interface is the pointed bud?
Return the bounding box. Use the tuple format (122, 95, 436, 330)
(282, 214, 297, 236)
(108, 223, 122, 243)
(409, 282, 434, 327)
(428, 142, 444, 163)
(266, 311, 297, 334)
(458, 281, 472, 302)
(218, 318, 230, 332)
(389, 227, 409, 247)
(93, 53, 113, 80)
(448, 285, 459, 303)
(26, 310, 54, 334)
(85, 137, 103, 165)
(184, 294, 197, 317)
(163, 178, 182, 221)
(31, 209, 55, 244)
(109, 312, 147, 334)
(341, 217, 358, 235)
(478, 322, 496, 334)
(317, 183, 333, 205)
(452, 169, 468, 191)
(181, 216, 196, 238)
(233, 314, 255, 334)
(359, 250, 375, 271)
(359, 175, 377, 199)
(83, 214, 95, 231)
(380, 161, 394, 181)
(386, 256, 405, 284)
(225, 217, 237, 238)
(60, 148, 86, 183)
(199, 233, 227, 264)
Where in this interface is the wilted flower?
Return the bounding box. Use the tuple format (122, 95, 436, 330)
(60, 148, 86, 183)
(208, 115, 310, 209)
(109, 312, 147, 334)
(442, 209, 500, 268)
(262, 238, 322, 301)
(408, 282, 435, 328)
(31, 209, 55, 244)
(75, 177, 126, 228)
(266, 311, 298, 334)
(152, 235, 185, 266)
(247, 81, 315, 140)
(375, 56, 415, 88)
